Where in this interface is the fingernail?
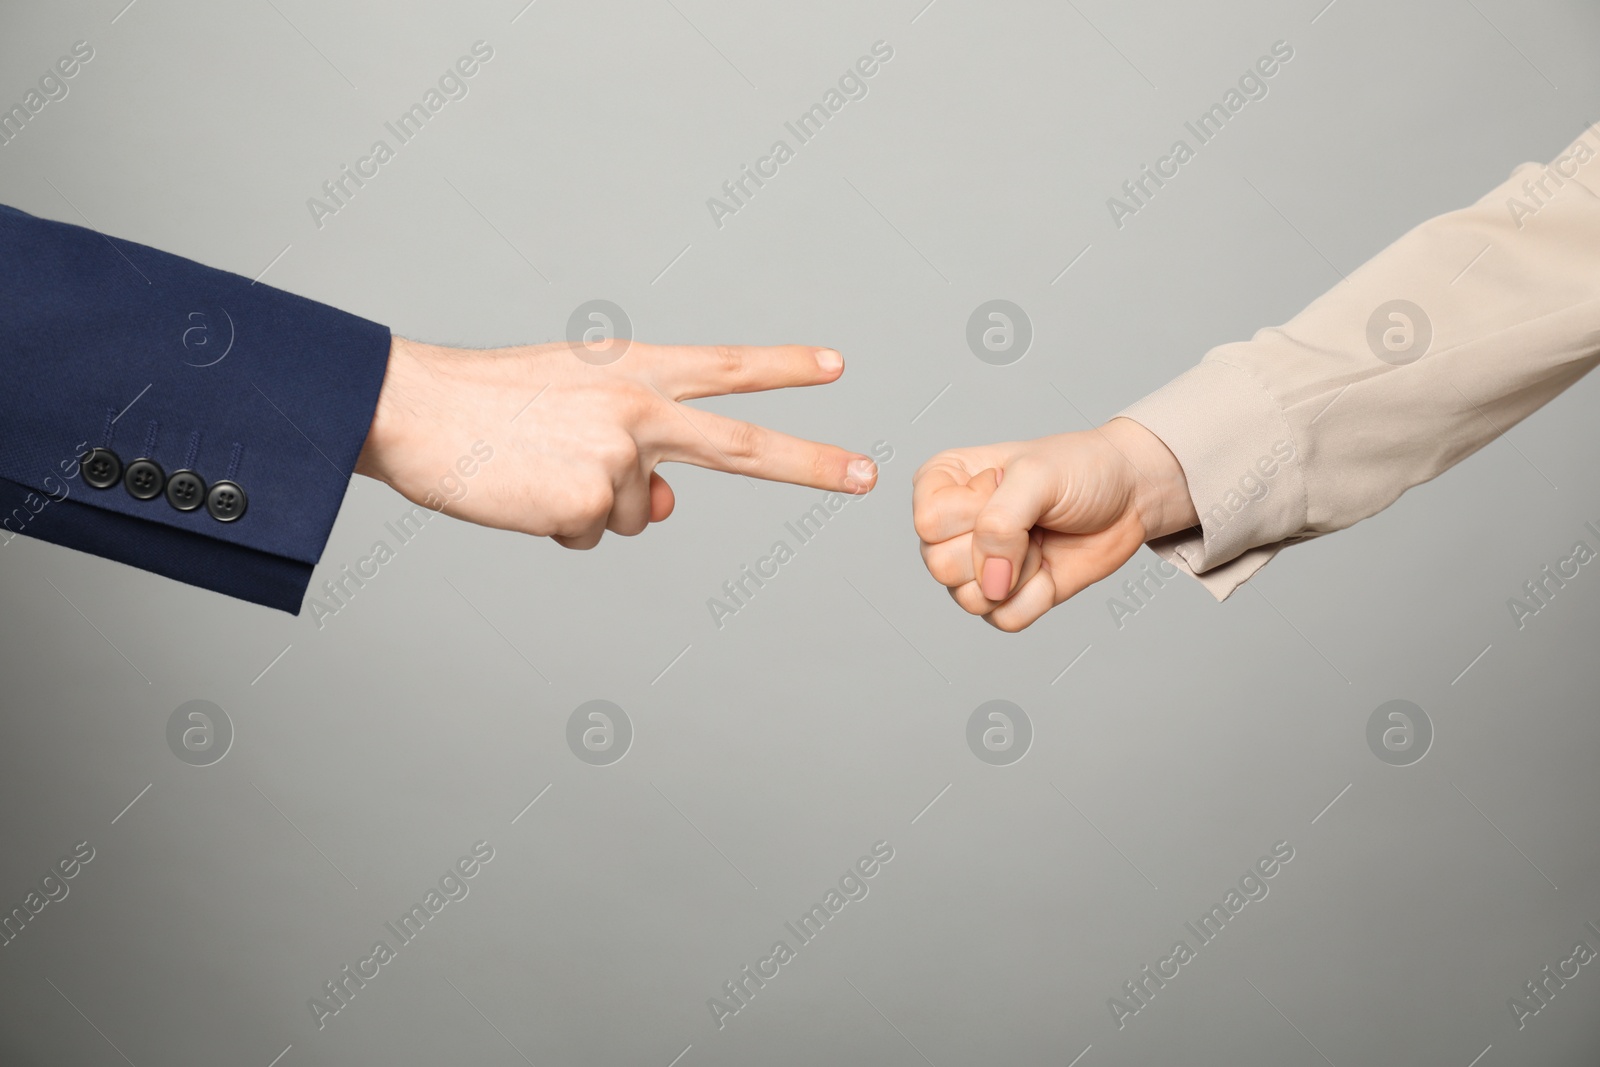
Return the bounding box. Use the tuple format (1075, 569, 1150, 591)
(846, 458, 877, 493)
(815, 348, 843, 373)
(981, 557, 1011, 600)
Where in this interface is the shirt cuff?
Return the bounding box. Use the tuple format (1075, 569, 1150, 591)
(1116, 357, 1308, 600)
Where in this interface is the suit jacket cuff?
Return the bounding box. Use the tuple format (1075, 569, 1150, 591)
(0, 203, 393, 614)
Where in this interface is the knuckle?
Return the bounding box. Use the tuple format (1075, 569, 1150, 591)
(912, 502, 945, 541)
(973, 507, 1022, 542)
(723, 420, 763, 462)
(713, 344, 746, 380)
(563, 527, 606, 550)
(609, 497, 651, 537)
(620, 382, 659, 423)
(950, 584, 987, 616)
(568, 483, 614, 527)
(919, 539, 966, 586)
(618, 381, 669, 434)
(598, 433, 640, 471)
(988, 612, 1030, 633)
(913, 451, 957, 482)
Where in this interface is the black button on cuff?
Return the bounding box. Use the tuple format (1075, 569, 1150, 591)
(165, 469, 206, 511)
(124, 459, 165, 500)
(206, 480, 247, 523)
(82, 448, 123, 489)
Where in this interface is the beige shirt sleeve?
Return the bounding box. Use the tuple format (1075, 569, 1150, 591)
(1117, 121, 1600, 600)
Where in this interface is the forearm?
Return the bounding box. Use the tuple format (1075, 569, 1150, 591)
(1120, 121, 1600, 598)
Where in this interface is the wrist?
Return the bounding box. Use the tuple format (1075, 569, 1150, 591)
(1101, 417, 1198, 541)
(356, 334, 428, 486)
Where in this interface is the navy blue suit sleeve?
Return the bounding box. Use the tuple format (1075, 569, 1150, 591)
(0, 203, 392, 613)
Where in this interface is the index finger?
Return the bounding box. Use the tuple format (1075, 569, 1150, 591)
(911, 446, 1016, 542)
(643, 343, 845, 401)
(650, 404, 878, 493)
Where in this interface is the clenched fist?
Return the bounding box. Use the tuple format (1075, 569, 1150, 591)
(911, 418, 1198, 631)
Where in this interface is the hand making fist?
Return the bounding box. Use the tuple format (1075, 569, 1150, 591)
(911, 418, 1197, 631)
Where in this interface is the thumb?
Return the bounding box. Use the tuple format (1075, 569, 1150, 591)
(972, 460, 1060, 601)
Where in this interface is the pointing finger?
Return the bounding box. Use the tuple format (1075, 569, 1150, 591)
(646, 343, 845, 401)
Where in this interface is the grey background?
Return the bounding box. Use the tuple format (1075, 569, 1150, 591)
(1, 0, 1598, 1063)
